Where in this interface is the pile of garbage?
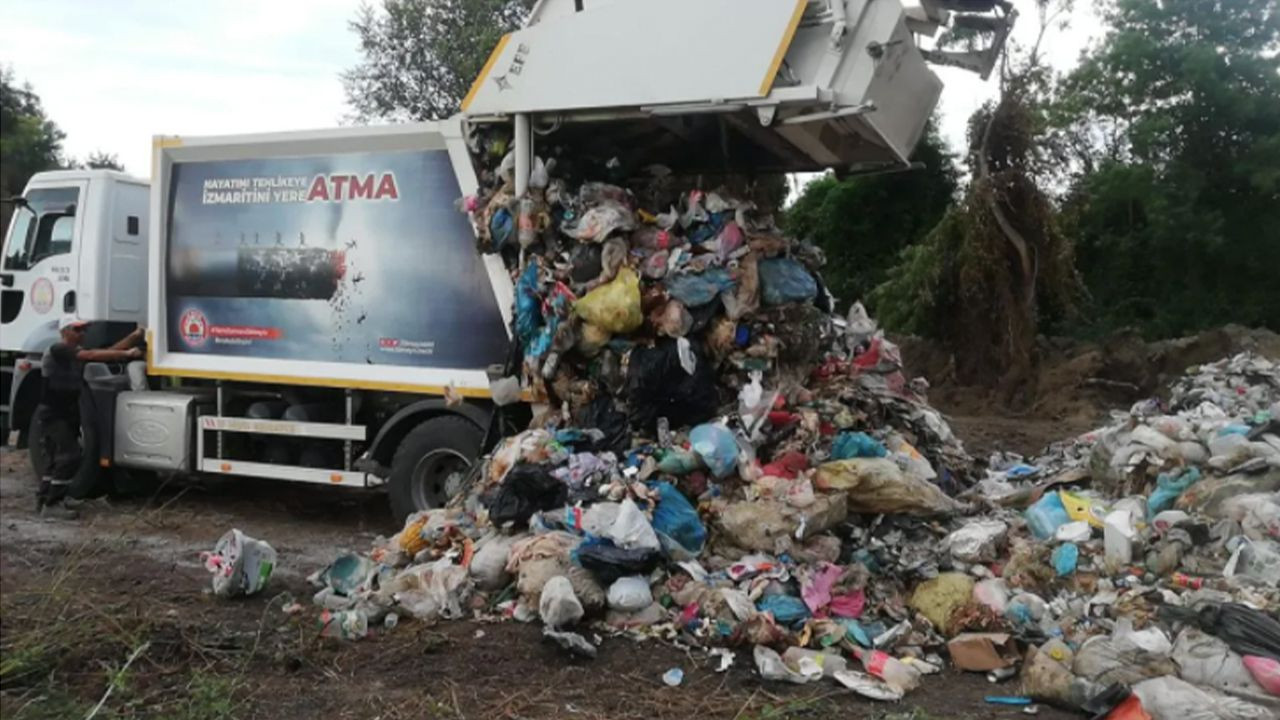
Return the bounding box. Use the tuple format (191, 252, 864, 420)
(283, 147, 1280, 717)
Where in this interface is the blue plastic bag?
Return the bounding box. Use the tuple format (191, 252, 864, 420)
(690, 423, 738, 478)
(1146, 467, 1202, 518)
(650, 481, 706, 557)
(830, 432, 887, 460)
(515, 261, 543, 348)
(664, 268, 736, 307)
(1025, 492, 1070, 540)
(1052, 543, 1079, 576)
(490, 206, 514, 250)
(759, 257, 817, 306)
(756, 594, 810, 625)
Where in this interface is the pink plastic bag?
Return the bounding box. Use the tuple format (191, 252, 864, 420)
(801, 562, 866, 619)
(1242, 655, 1280, 696)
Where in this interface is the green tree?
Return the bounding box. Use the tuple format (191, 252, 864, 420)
(784, 122, 958, 308)
(83, 150, 123, 171)
(869, 1, 1082, 393)
(1056, 0, 1280, 335)
(342, 0, 532, 122)
(0, 66, 66, 199)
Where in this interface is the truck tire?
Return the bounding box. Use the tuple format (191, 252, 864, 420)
(27, 408, 108, 500)
(387, 416, 483, 521)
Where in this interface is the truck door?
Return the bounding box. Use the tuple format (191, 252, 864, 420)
(1, 183, 86, 353)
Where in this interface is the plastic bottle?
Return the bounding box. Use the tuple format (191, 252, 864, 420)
(852, 647, 921, 692)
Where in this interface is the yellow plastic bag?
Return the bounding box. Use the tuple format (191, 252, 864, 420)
(575, 267, 642, 333)
(1059, 490, 1107, 529)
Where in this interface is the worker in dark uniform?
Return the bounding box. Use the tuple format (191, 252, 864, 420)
(35, 316, 145, 519)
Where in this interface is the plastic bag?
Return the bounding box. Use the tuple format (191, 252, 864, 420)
(649, 482, 706, 557)
(1052, 543, 1079, 576)
(202, 529, 277, 598)
(539, 576, 584, 629)
(1160, 602, 1280, 662)
(606, 498, 661, 551)
(1148, 467, 1203, 518)
(574, 267, 642, 333)
(1172, 629, 1277, 706)
(574, 538, 662, 586)
(470, 532, 525, 591)
(815, 458, 961, 516)
(1025, 491, 1071, 540)
(627, 339, 719, 433)
(1073, 625, 1175, 686)
(664, 268, 735, 307)
(1132, 675, 1272, 720)
(830, 432, 887, 461)
(1242, 656, 1280, 696)
(561, 200, 634, 243)
(488, 463, 567, 528)
(690, 423, 738, 478)
(606, 576, 652, 612)
(973, 578, 1010, 614)
(758, 257, 817, 306)
(392, 559, 471, 621)
(757, 594, 811, 625)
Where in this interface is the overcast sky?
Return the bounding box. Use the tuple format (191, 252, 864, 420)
(1, 0, 1100, 179)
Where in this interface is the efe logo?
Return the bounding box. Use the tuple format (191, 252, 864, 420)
(180, 308, 209, 347)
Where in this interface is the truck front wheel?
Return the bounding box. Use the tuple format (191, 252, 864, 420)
(387, 416, 483, 521)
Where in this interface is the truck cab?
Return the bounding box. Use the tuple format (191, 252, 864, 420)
(1, 170, 149, 441)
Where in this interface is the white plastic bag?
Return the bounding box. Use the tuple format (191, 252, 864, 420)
(539, 575, 584, 629)
(1171, 629, 1277, 708)
(392, 558, 471, 621)
(470, 532, 525, 591)
(606, 498, 661, 551)
(1132, 675, 1272, 720)
(202, 529, 277, 598)
(607, 576, 653, 612)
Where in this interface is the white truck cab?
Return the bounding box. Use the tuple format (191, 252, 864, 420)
(1, 170, 149, 439)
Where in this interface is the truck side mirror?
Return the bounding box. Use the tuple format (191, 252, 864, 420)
(64, 203, 77, 216)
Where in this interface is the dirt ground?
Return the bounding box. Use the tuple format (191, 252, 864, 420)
(0, 446, 1079, 720)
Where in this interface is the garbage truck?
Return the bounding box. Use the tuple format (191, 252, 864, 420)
(0, 0, 1013, 518)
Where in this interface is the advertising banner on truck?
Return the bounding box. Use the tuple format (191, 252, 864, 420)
(163, 148, 509, 375)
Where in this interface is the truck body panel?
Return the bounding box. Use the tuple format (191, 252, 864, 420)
(147, 120, 513, 397)
(463, 0, 944, 173)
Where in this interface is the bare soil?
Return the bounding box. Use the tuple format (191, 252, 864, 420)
(0, 449, 1073, 720)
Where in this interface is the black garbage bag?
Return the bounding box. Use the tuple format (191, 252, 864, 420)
(487, 463, 567, 528)
(627, 339, 719, 434)
(574, 538, 662, 586)
(577, 393, 630, 454)
(1160, 602, 1280, 661)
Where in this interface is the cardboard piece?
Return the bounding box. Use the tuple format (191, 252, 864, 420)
(948, 632, 1020, 672)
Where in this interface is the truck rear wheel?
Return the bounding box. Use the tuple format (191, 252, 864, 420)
(387, 416, 483, 521)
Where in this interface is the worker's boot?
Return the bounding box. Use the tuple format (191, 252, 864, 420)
(40, 500, 79, 520)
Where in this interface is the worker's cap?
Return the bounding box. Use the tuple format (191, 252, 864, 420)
(58, 316, 89, 332)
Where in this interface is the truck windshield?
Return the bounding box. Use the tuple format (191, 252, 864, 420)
(2, 187, 80, 271)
